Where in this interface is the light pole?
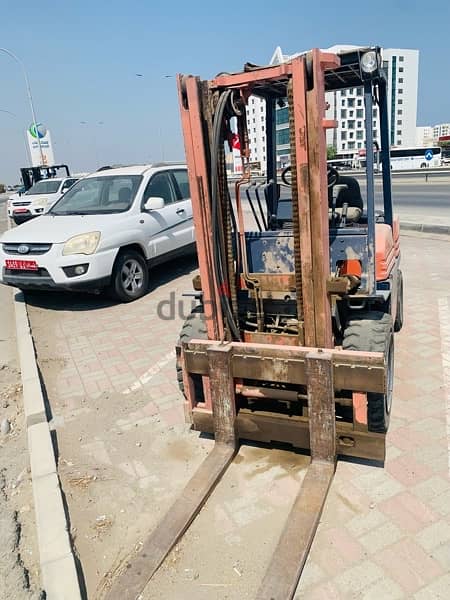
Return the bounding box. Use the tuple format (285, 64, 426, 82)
(0, 47, 45, 165)
(135, 74, 174, 161)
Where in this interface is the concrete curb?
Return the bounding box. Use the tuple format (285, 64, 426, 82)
(13, 290, 82, 600)
(400, 221, 450, 236)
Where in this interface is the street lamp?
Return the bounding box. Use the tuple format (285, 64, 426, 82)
(0, 47, 45, 165)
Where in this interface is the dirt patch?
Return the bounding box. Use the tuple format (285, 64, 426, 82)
(0, 363, 43, 600)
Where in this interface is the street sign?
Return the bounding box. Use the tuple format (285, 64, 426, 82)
(425, 149, 434, 161)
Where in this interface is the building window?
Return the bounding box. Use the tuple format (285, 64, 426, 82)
(357, 142, 362, 148)
(374, 130, 378, 138)
(356, 87, 363, 96)
(262, 136, 265, 142)
(357, 121, 362, 128)
(348, 141, 355, 149)
(399, 56, 404, 62)
(356, 130, 363, 140)
(349, 132, 354, 139)
(341, 90, 346, 97)
(399, 66, 404, 73)
(254, 138, 256, 143)
(398, 99, 403, 105)
(397, 130, 402, 136)
(276, 128, 290, 145)
(253, 119, 255, 124)
(373, 120, 377, 128)
(348, 120, 355, 129)
(341, 99, 346, 107)
(398, 88, 403, 94)
(348, 98, 355, 107)
(341, 131, 347, 140)
(349, 110, 354, 117)
(252, 98, 255, 104)
(261, 116, 264, 121)
(261, 106, 264, 112)
(252, 109, 255, 114)
(398, 78, 403, 83)
(357, 99, 362, 107)
(397, 120, 402, 125)
(356, 109, 363, 118)
(342, 143, 346, 149)
(262, 125, 265, 131)
(373, 108, 377, 117)
(276, 107, 288, 125)
(398, 140, 402, 145)
(341, 109, 347, 118)
(342, 121, 346, 128)
(397, 109, 402, 115)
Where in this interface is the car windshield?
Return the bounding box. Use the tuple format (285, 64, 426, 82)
(49, 175, 143, 215)
(25, 180, 61, 195)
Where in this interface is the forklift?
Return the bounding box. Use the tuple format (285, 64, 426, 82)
(105, 46, 402, 599)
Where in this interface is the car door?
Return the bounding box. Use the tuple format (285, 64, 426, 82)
(169, 169, 194, 243)
(141, 171, 186, 258)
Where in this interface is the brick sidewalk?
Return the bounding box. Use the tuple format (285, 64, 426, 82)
(26, 235, 450, 599)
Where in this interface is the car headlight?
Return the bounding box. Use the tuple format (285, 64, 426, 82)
(33, 198, 48, 209)
(62, 232, 101, 256)
(361, 51, 379, 74)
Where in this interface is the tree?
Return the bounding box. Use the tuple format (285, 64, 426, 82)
(327, 145, 337, 160)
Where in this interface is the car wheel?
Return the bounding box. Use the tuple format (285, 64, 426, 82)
(110, 250, 149, 302)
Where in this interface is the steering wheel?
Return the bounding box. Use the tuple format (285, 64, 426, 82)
(281, 165, 339, 188)
(327, 166, 339, 188)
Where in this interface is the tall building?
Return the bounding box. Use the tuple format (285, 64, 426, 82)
(269, 44, 419, 166)
(245, 96, 267, 172)
(433, 123, 450, 139)
(416, 126, 434, 146)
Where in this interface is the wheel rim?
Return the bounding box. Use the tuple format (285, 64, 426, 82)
(385, 338, 394, 415)
(120, 259, 144, 294)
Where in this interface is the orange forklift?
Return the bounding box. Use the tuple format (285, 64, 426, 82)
(106, 46, 402, 599)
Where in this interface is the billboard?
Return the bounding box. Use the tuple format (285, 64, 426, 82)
(26, 123, 55, 167)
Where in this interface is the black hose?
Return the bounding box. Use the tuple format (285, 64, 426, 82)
(210, 91, 241, 340)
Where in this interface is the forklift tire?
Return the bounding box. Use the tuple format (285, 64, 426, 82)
(343, 311, 394, 433)
(176, 306, 206, 401)
(394, 270, 404, 332)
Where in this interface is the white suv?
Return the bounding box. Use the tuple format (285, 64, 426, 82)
(0, 164, 195, 302)
(8, 177, 79, 224)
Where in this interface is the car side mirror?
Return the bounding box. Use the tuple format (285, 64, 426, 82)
(143, 196, 165, 211)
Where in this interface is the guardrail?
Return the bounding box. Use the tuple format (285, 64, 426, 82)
(228, 168, 450, 181)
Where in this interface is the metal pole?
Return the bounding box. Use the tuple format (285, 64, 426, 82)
(0, 48, 45, 165)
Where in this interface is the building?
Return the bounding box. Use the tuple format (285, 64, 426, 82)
(268, 45, 419, 167)
(416, 126, 434, 147)
(416, 123, 450, 146)
(433, 123, 450, 139)
(245, 96, 267, 173)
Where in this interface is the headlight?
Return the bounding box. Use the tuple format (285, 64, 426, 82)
(62, 232, 101, 256)
(34, 198, 48, 208)
(361, 51, 379, 74)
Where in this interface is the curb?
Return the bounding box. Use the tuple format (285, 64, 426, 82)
(400, 221, 450, 236)
(13, 290, 82, 600)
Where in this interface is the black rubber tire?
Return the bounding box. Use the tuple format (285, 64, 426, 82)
(343, 311, 394, 433)
(394, 270, 404, 332)
(176, 306, 206, 400)
(109, 249, 149, 302)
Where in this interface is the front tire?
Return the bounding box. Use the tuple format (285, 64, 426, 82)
(343, 311, 394, 433)
(109, 250, 149, 302)
(176, 306, 206, 401)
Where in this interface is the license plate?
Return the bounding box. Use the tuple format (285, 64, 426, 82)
(13, 208, 29, 213)
(5, 259, 38, 271)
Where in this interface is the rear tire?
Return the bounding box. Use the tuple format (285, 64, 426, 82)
(343, 311, 394, 433)
(394, 270, 404, 332)
(109, 250, 149, 302)
(176, 306, 206, 401)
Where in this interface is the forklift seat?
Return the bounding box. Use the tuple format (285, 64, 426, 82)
(334, 176, 364, 211)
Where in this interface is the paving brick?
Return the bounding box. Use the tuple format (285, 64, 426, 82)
(374, 538, 443, 594)
(358, 520, 404, 554)
(413, 573, 450, 600)
(378, 491, 438, 534)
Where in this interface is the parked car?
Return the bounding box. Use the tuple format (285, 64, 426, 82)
(0, 163, 195, 302)
(8, 177, 79, 224)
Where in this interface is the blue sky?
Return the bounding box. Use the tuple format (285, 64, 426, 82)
(1, 0, 449, 182)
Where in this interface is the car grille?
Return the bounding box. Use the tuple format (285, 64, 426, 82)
(11, 201, 31, 206)
(2, 243, 52, 255)
(4, 267, 51, 278)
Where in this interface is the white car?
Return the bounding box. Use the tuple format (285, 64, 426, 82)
(0, 164, 195, 302)
(8, 177, 79, 224)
